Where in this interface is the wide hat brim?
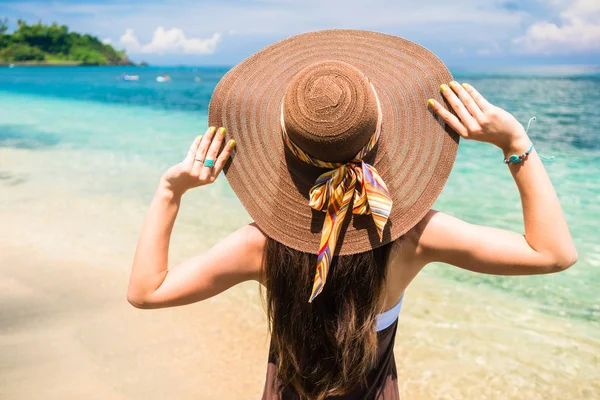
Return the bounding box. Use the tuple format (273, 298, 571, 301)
(209, 29, 458, 255)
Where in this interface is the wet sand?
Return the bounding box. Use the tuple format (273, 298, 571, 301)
(1, 147, 599, 399)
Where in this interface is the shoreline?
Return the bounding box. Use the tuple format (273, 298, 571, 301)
(1, 145, 599, 399)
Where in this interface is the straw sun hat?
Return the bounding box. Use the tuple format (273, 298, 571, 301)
(209, 29, 458, 299)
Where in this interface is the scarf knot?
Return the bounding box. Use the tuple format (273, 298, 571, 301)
(307, 160, 392, 302)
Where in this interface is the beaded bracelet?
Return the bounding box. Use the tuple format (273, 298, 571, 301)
(504, 143, 534, 164)
(502, 117, 555, 165)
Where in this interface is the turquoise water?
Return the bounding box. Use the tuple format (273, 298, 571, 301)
(1, 66, 598, 324)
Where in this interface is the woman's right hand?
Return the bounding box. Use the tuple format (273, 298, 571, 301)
(428, 82, 530, 157)
(160, 126, 235, 197)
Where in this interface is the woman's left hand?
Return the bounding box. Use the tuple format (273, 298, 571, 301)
(161, 126, 235, 197)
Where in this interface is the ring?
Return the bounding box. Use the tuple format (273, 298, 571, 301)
(203, 159, 215, 167)
(194, 158, 203, 163)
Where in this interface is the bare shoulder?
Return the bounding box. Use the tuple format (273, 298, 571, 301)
(385, 210, 460, 287)
(414, 209, 454, 242)
(233, 222, 268, 249)
(382, 213, 439, 300)
(414, 209, 481, 261)
(226, 222, 268, 276)
(390, 209, 441, 264)
(410, 209, 469, 260)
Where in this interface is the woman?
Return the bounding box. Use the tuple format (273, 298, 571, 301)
(127, 30, 576, 399)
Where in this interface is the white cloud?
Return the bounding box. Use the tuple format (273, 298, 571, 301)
(118, 27, 220, 55)
(144, 27, 220, 54)
(101, 38, 112, 45)
(514, 0, 600, 54)
(119, 28, 142, 52)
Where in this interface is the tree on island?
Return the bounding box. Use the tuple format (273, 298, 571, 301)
(0, 18, 8, 35)
(0, 19, 133, 65)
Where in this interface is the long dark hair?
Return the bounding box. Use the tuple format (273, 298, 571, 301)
(262, 237, 393, 399)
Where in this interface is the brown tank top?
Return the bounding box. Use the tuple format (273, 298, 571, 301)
(261, 320, 400, 400)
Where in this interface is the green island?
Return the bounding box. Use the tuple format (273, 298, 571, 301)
(0, 18, 135, 66)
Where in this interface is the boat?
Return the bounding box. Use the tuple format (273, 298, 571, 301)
(156, 74, 171, 83)
(121, 74, 139, 81)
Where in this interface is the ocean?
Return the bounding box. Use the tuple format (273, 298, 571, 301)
(0, 67, 600, 328)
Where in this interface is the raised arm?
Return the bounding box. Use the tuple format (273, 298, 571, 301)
(420, 82, 577, 275)
(127, 127, 265, 309)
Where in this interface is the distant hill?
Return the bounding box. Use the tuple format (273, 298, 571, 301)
(0, 19, 134, 66)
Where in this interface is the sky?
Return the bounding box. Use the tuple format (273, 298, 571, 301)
(1, 0, 600, 67)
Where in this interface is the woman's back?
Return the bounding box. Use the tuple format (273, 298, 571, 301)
(259, 230, 416, 400)
(259, 236, 396, 399)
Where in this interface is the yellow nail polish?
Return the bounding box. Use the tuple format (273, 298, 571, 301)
(462, 83, 469, 89)
(208, 126, 216, 134)
(198, 135, 203, 141)
(440, 84, 447, 92)
(427, 99, 435, 107)
(218, 127, 226, 135)
(449, 81, 457, 88)
(229, 139, 236, 147)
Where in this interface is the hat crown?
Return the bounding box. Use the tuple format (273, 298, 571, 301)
(282, 60, 379, 163)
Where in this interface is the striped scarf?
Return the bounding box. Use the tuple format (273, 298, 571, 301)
(280, 83, 393, 302)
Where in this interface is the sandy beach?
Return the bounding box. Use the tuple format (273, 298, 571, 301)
(1, 145, 599, 400)
(0, 147, 269, 399)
